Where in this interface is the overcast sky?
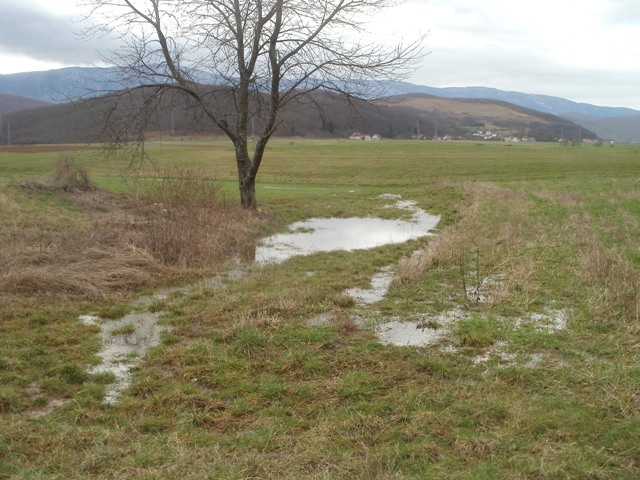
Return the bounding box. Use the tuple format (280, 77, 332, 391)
(1, 0, 639, 109)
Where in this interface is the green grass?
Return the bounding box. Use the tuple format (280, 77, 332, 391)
(1, 139, 639, 478)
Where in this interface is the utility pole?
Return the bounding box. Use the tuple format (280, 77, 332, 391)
(7, 121, 10, 146)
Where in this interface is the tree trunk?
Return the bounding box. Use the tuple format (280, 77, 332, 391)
(239, 176, 257, 210)
(235, 137, 259, 210)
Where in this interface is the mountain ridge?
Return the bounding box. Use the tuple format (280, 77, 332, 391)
(0, 86, 597, 145)
(1, 67, 637, 119)
(384, 82, 639, 119)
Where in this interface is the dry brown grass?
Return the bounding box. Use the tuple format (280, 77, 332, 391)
(394, 182, 540, 308)
(133, 168, 258, 268)
(0, 167, 262, 300)
(21, 154, 96, 193)
(578, 235, 640, 326)
(396, 180, 640, 328)
(2, 245, 166, 298)
(0, 195, 172, 299)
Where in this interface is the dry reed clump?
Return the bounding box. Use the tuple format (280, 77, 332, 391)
(134, 169, 259, 268)
(51, 155, 95, 192)
(0, 204, 173, 299)
(21, 154, 96, 193)
(0, 168, 263, 300)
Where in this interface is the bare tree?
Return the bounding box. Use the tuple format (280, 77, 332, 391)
(81, 0, 426, 208)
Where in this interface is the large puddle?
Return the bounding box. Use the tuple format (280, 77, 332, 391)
(256, 199, 440, 264)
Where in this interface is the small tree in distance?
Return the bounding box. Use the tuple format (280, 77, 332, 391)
(81, 0, 427, 209)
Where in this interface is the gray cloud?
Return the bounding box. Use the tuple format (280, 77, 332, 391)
(0, 2, 111, 64)
(1, 0, 639, 109)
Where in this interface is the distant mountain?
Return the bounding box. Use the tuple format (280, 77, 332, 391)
(2, 67, 638, 118)
(0, 66, 616, 143)
(384, 82, 640, 119)
(562, 113, 640, 144)
(0, 67, 123, 103)
(0, 87, 595, 145)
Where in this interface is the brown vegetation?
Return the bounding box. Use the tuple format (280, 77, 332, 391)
(394, 182, 541, 310)
(394, 180, 640, 331)
(578, 229, 640, 327)
(0, 161, 262, 300)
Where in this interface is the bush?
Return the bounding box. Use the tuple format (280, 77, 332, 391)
(136, 169, 257, 268)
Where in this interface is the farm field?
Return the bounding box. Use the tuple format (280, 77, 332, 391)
(1, 139, 639, 479)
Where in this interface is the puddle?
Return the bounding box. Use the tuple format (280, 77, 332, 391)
(374, 307, 569, 352)
(345, 269, 394, 305)
(307, 312, 334, 327)
(376, 320, 448, 347)
(80, 312, 167, 404)
(526, 309, 568, 332)
(471, 344, 546, 370)
(375, 309, 466, 347)
(256, 198, 440, 264)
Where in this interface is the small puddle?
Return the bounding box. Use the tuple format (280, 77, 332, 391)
(376, 320, 447, 347)
(80, 312, 167, 404)
(256, 198, 439, 264)
(345, 269, 394, 305)
(376, 307, 570, 359)
(375, 309, 466, 347)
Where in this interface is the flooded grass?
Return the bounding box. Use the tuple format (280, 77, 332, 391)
(1, 140, 639, 478)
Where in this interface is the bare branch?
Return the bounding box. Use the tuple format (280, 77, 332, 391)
(80, 0, 428, 207)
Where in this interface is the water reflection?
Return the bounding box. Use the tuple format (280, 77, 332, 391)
(256, 200, 440, 264)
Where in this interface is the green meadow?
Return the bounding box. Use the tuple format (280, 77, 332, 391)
(0, 139, 639, 479)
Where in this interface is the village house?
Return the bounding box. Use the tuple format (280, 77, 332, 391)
(350, 132, 382, 141)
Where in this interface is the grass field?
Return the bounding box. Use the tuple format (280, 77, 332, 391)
(0, 139, 639, 479)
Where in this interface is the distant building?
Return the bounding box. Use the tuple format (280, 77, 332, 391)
(350, 132, 381, 141)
